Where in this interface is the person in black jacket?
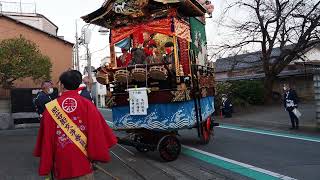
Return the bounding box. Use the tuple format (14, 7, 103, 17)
(130, 48, 147, 65)
(283, 84, 299, 130)
(163, 41, 175, 73)
(221, 94, 233, 118)
(33, 81, 54, 116)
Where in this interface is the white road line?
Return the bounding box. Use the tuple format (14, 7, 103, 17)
(218, 125, 320, 143)
(183, 145, 297, 180)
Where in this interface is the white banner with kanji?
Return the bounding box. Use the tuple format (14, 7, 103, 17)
(128, 88, 149, 115)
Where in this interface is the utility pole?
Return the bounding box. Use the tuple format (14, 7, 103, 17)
(79, 24, 96, 106)
(84, 27, 91, 80)
(86, 43, 92, 87)
(19, 0, 22, 13)
(75, 21, 80, 71)
(81, 25, 92, 90)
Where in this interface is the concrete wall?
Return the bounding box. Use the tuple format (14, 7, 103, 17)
(0, 100, 13, 130)
(313, 73, 320, 128)
(0, 17, 73, 89)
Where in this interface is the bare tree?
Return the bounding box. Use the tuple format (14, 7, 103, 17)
(215, 0, 320, 103)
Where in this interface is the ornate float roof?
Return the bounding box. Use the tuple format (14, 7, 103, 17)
(82, 0, 209, 28)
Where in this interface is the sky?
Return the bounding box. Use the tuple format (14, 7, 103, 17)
(1, 0, 230, 69)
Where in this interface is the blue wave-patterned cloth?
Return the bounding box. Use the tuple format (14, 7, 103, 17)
(112, 96, 215, 130)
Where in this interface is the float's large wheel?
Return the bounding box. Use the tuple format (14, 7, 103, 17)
(200, 116, 214, 144)
(157, 135, 181, 162)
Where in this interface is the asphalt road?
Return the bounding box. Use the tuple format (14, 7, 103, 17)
(100, 108, 320, 180)
(1, 108, 319, 180)
(0, 107, 246, 180)
(180, 127, 320, 180)
(0, 128, 247, 180)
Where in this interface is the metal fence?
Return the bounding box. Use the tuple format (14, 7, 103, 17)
(10, 88, 37, 113)
(10, 88, 58, 124)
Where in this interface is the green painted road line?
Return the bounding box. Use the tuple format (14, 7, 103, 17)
(106, 120, 297, 179)
(182, 145, 296, 180)
(219, 124, 320, 143)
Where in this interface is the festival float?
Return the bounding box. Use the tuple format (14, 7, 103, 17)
(82, 0, 217, 161)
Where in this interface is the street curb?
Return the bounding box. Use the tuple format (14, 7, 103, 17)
(14, 123, 40, 129)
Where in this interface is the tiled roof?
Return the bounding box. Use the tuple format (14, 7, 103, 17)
(215, 43, 320, 73)
(215, 48, 282, 72)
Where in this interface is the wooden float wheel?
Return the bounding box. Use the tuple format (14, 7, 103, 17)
(200, 116, 214, 144)
(157, 135, 181, 162)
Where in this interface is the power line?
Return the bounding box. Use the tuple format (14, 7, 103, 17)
(90, 45, 109, 55)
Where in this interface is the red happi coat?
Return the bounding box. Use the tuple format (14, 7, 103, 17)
(34, 90, 117, 179)
(116, 53, 132, 67)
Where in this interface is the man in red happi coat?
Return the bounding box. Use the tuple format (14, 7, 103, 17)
(34, 70, 117, 180)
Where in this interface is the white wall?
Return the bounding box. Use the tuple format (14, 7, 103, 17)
(6, 13, 57, 36)
(41, 17, 57, 35)
(90, 76, 106, 108)
(292, 46, 320, 63)
(305, 47, 320, 61)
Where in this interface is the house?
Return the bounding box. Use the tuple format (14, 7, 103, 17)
(215, 45, 320, 101)
(0, 13, 73, 90)
(0, 12, 73, 129)
(4, 12, 58, 36)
